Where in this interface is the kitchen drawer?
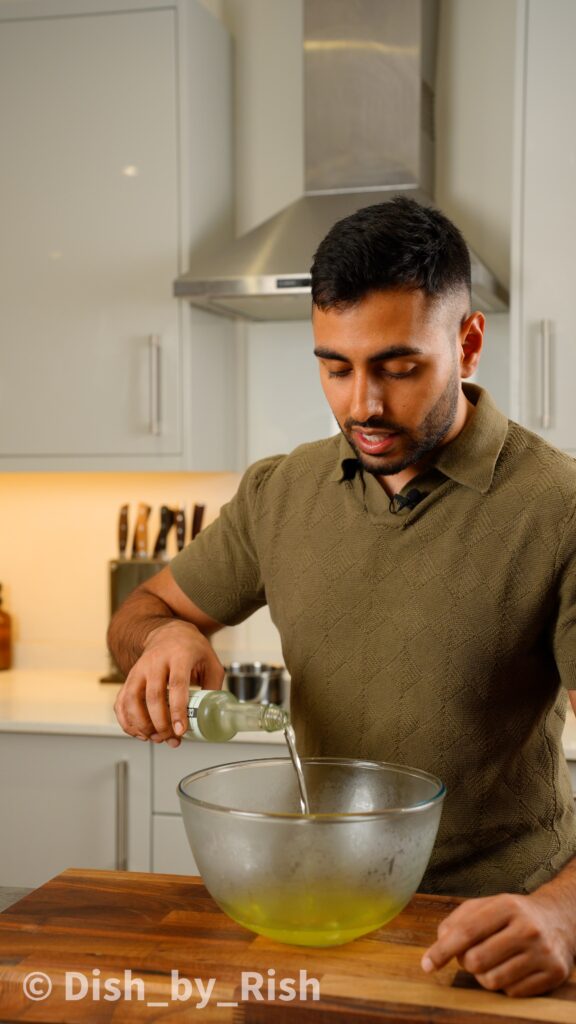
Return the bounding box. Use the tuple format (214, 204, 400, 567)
(0, 733, 150, 888)
(152, 740, 283, 814)
(152, 813, 198, 876)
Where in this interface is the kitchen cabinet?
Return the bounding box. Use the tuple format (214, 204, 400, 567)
(0, 733, 150, 888)
(0, 671, 288, 886)
(153, 746, 576, 877)
(151, 738, 280, 875)
(1, 726, 575, 886)
(2, 669, 574, 887)
(0, 0, 237, 471)
(512, 0, 576, 452)
(0, 728, 283, 887)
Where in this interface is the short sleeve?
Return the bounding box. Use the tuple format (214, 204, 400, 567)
(169, 455, 282, 626)
(552, 506, 576, 690)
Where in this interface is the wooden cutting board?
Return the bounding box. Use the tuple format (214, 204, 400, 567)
(0, 868, 575, 1023)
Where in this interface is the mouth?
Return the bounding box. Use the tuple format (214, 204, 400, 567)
(352, 430, 400, 455)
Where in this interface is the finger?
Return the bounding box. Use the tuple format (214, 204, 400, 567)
(422, 898, 513, 971)
(195, 652, 226, 692)
(146, 668, 173, 737)
(125, 694, 157, 737)
(165, 654, 225, 736)
(472, 951, 534, 992)
(115, 674, 156, 737)
(167, 669, 193, 737)
(505, 969, 567, 999)
(457, 926, 527, 977)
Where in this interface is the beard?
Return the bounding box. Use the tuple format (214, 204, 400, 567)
(341, 371, 461, 477)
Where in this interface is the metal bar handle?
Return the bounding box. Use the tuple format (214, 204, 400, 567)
(149, 334, 161, 436)
(540, 319, 552, 430)
(115, 759, 129, 871)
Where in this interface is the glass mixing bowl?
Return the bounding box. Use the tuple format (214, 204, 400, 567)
(178, 757, 445, 947)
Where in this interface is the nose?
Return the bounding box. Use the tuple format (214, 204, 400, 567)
(349, 369, 385, 424)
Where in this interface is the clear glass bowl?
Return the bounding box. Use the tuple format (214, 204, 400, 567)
(178, 757, 445, 947)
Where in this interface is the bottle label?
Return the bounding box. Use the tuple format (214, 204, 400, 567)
(186, 689, 211, 741)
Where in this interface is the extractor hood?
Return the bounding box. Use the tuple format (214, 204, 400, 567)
(174, 0, 508, 319)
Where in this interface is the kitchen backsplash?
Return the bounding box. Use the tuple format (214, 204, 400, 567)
(0, 472, 284, 672)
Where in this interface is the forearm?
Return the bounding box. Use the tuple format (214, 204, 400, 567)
(531, 853, 576, 937)
(107, 585, 178, 677)
(422, 854, 576, 997)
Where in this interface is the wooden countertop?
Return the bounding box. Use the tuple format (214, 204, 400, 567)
(0, 888, 29, 914)
(0, 868, 575, 1023)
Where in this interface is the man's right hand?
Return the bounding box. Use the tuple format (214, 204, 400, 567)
(108, 566, 226, 745)
(114, 619, 225, 746)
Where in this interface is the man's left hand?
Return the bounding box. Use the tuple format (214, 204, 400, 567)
(421, 891, 576, 997)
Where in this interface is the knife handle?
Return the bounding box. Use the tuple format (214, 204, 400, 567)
(164, 507, 175, 548)
(118, 505, 129, 559)
(175, 507, 186, 552)
(132, 503, 151, 559)
(152, 505, 172, 559)
(191, 503, 205, 540)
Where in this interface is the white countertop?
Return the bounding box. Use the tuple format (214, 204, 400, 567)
(1, 669, 575, 757)
(0, 669, 285, 743)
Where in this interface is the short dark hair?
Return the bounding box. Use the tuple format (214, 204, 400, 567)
(311, 196, 471, 309)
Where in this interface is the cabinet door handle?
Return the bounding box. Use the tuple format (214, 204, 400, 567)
(115, 759, 129, 871)
(539, 319, 553, 430)
(149, 335, 161, 436)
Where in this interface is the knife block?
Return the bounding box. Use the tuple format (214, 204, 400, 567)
(100, 558, 165, 683)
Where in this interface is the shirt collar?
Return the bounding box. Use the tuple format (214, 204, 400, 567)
(328, 433, 361, 483)
(329, 384, 509, 494)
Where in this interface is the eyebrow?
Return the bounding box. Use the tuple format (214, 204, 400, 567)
(313, 345, 424, 362)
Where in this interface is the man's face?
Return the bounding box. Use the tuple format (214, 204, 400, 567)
(312, 288, 481, 478)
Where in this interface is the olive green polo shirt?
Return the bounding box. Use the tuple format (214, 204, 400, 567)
(171, 384, 576, 897)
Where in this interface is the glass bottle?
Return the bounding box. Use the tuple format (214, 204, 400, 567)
(0, 584, 12, 671)
(184, 688, 289, 742)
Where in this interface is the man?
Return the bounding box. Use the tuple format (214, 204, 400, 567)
(110, 197, 576, 997)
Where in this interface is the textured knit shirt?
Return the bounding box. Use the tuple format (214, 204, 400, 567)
(171, 384, 576, 896)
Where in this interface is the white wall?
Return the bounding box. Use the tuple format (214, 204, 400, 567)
(197, 0, 224, 20)
(244, 320, 335, 464)
(0, 472, 284, 671)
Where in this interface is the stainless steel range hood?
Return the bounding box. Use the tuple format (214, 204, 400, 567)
(175, 0, 508, 319)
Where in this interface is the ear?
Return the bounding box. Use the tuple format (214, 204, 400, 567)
(458, 311, 484, 378)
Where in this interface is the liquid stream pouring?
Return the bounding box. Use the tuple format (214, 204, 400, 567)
(182, 688, 310, 814)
